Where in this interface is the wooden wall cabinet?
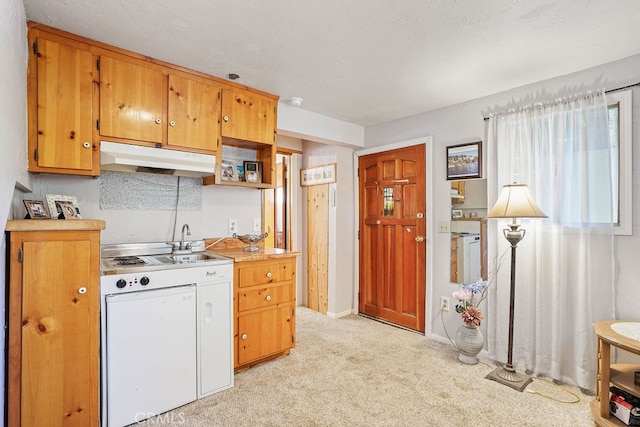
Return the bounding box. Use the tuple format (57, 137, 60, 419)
(234, 257, 296, 370)
(451, 181, 465, 204)
(27, 31, 99, 176)
(99, 55, 222, 154)
(221, 87, 277, 146)
(27, 22, 279, 184)
(6, 220, 105, 427)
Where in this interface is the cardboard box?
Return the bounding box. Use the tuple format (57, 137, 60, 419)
(610, 393, 640, 426)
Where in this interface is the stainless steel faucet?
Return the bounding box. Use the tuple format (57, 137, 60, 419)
(180, 223, 191, 250)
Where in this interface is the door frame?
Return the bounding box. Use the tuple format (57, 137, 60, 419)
(353, 136, 434, 336)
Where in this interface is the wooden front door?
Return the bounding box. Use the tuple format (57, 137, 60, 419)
(358, 144, 426, 332)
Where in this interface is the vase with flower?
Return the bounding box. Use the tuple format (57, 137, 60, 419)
(452, 279, 488, 364)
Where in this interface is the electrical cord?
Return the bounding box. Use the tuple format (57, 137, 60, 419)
(525, 378, 581, 403)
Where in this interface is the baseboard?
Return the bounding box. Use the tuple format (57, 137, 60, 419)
(326, 308, 354, 319)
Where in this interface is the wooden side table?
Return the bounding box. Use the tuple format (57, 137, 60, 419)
(592, 320, 640, 426)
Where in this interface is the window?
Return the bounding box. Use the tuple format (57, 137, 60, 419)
(608, 90, 632, 235)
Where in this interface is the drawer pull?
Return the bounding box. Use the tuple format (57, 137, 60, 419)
(241, 334, 247, 340)
(266, 272, 272, 278)
(266, 295, 271, 301)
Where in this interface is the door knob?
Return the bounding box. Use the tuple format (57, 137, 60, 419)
(415, 236, 425, 243)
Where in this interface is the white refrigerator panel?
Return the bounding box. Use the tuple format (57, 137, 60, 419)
(198, 280, 234, 397)
(106, 285, 197, 427)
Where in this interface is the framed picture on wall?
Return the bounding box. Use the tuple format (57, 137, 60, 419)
(300, 163, 337, 186)
(446, 141, 482, 180)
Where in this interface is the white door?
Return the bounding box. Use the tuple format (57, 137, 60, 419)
(106, 285, 197, 427)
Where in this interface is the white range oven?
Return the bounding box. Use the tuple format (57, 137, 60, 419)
(100, 242, 234, 427)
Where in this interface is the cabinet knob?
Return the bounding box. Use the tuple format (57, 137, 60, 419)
(415, 235, 425, 243)
(82, 142, 91, 148)
(241, 334, 247, 340)
(78, 287, 87, 294)
(170, 121, 176, 127)
(223, 115, 229, 122)
(155, 118, 162, 124)
(266, 272, 272, 278)
(266, 295, 271, 301)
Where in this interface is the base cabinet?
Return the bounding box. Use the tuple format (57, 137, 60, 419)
(234, 257, 296, 370)
(592, 321, 640, 426)
(6, 220, 104, 427)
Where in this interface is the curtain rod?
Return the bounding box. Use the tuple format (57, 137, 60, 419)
(483, 81, 640, 121)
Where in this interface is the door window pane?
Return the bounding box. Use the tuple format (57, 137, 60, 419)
(383, 187, 394, 216)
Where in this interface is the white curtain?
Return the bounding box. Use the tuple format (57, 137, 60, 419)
(486, 90, 615, 391)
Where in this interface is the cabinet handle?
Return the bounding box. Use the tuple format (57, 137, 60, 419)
(266, 295, 272, 301)
(223, 115, 229, 122)
(78, 287, 87, 294)
(266, 272, 272, 278)
(155, 118, 162, 124)
(241, 334, 247, 340)
(82, 142, 91, 148)
(170, 121, 176, 127)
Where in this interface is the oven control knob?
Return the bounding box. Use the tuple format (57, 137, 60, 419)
(116, 279, 127, 289)
(140, 276, 150, 286)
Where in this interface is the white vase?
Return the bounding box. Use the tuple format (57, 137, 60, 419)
(455, 324, 484, 365)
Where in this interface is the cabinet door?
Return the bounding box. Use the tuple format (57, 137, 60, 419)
(20, 237, 99, 426)
(99, 56, 165, 143)
(167, 74, 221, 152)
(33, 38, 95, 172)
(237, 305, 293, 366)
(221, 88, 276, 145)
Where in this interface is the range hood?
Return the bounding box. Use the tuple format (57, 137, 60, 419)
(100, 141, 216, 177)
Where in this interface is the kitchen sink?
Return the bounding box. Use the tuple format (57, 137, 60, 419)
(153, 252, 230, 265)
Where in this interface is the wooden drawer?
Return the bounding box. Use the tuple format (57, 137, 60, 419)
(237, 261, 294, 288)
(238, 284, 293, 312)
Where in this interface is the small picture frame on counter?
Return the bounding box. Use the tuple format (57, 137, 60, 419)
(46, 194, 82, 219)
(243, 161, 262, 183)
(23, 200, 50, 219)
(451, 210, 463, 219)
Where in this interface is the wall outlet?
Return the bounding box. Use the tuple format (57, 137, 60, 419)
(228, 219, 238, 235)
(252, 218, 261, 233)
(440, 296, 450, 312)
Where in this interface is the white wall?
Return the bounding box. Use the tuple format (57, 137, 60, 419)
(365, 53, 640, 342)
(301, 141, 356, 317)
(1, 1, 28, 425)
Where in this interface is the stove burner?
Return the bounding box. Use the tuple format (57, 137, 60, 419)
(113, 256, 146, 266)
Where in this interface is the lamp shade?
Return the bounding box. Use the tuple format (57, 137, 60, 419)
(487, 183, 547, 219)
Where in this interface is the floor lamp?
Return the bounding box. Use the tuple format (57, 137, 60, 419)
(485, 183, 547, 391)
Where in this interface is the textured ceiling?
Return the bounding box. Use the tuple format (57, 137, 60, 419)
(23, 0, 640, 126)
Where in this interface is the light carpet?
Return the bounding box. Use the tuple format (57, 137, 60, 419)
(137, 307, 594, 426)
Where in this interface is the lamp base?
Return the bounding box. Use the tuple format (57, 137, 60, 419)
(485, 366, 532, 392)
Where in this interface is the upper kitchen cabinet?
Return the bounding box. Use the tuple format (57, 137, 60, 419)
(221, 88, 277, 146)
(27, 30, 99, 176)
(98, 56, 165, 145)
(99, 56, 222, 154)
